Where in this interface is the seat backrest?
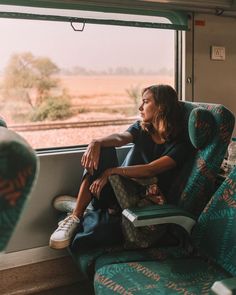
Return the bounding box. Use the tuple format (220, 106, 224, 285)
(167, 101, 235, 217)
(0, 124, 38, 252)
(192, 166, 236, 276)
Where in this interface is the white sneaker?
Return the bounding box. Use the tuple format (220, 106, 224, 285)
(49, 214, 80, 249)
(53, 195, 77, 213)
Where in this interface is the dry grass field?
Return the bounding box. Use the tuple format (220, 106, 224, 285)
(60, 75, 173, 99)
(59, 75, 173, 119)
(0, 74, 173, 148)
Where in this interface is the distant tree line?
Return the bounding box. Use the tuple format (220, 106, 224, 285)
(60, 66, 173, 76)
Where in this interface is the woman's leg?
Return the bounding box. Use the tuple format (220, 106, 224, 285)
(72, 174, 92, 218)
(73, 147, 119, 216)
(72, 145, 146, 218)
(49, 147, 119, 249)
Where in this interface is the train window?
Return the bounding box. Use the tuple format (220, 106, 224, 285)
(0, 18, 175, 149)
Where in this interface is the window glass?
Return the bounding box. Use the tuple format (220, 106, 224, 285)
(0, 18, 175, 149)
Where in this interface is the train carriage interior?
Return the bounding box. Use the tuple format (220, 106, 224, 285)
(1, 0, 236, 294)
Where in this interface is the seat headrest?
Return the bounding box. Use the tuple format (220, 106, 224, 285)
(188, 107, 215, 149)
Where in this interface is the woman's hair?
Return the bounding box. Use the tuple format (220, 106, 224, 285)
(141, 84, 183, 141)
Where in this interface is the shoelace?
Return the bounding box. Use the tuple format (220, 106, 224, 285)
(57, 215, 78, 232)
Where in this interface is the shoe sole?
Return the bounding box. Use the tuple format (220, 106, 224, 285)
(49, 238, 71, 250)
(53, 195, 77, 212)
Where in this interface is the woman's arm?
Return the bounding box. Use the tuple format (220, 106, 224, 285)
(110, 155, 177, 178)
(89, 155, 176, 197)
(81, 131, 133, 174)
(96, 131, 133, 148)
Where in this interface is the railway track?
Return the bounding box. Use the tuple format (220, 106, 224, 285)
(9, 118, 137, 132)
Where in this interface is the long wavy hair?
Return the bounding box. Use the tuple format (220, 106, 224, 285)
(141, 84, 183, 141)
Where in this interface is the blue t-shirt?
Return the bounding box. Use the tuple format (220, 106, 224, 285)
(123, 120, 191, 199)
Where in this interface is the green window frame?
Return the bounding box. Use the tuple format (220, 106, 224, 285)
(0, 1, 188, 30)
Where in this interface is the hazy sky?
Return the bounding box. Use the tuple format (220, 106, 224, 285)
(0, 18, 174, 72)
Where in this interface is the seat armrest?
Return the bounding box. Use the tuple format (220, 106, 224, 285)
(211, 277, 236, 295)
(122, 204, 196, 234)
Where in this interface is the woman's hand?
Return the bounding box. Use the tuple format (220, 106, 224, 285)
(81, 140, 101, 175)
(89, 169, 112, 198)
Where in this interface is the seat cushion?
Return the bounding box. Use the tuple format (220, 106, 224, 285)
(94, 258, 230, 294)
(95, 245, 192, 273)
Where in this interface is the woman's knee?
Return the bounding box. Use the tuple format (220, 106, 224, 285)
(83, 147, 119, 183)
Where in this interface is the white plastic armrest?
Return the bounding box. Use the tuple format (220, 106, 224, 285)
(122, 204, 196, 234)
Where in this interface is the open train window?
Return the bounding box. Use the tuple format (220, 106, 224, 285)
(0, 16, 176, 149)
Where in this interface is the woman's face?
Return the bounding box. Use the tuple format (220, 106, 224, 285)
(139, 90, 158, 123)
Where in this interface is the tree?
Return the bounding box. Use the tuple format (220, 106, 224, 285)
(33, 56, 59, 105)
(2, 52, 72, 122)
(3, 52, 59, 108)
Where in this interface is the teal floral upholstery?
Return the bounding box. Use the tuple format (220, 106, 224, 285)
(193, 167, 236, 276)
(94, 245, 192, 272)
(188, 107, 215, 149)
(95, 259, 229, 294)
(0, 125, 38, 252)
(168, 102, 234, 217)
(94, 167, 236, 294)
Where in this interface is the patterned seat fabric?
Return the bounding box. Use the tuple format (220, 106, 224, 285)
(94, 167, 236, 294)
(170, 101, 234, 217)
(95, 259, 229, 295)
(0, 124, 38, 252)
(193, 167, 236, 276)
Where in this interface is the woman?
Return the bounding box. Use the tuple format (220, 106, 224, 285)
(49, 84, 189, 250)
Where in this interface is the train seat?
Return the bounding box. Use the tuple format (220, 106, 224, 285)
(94, 165, 236, 295)
(0, 118, 38, 252)
(175, 101, 235, 216)
(70, 101, 235, 280)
